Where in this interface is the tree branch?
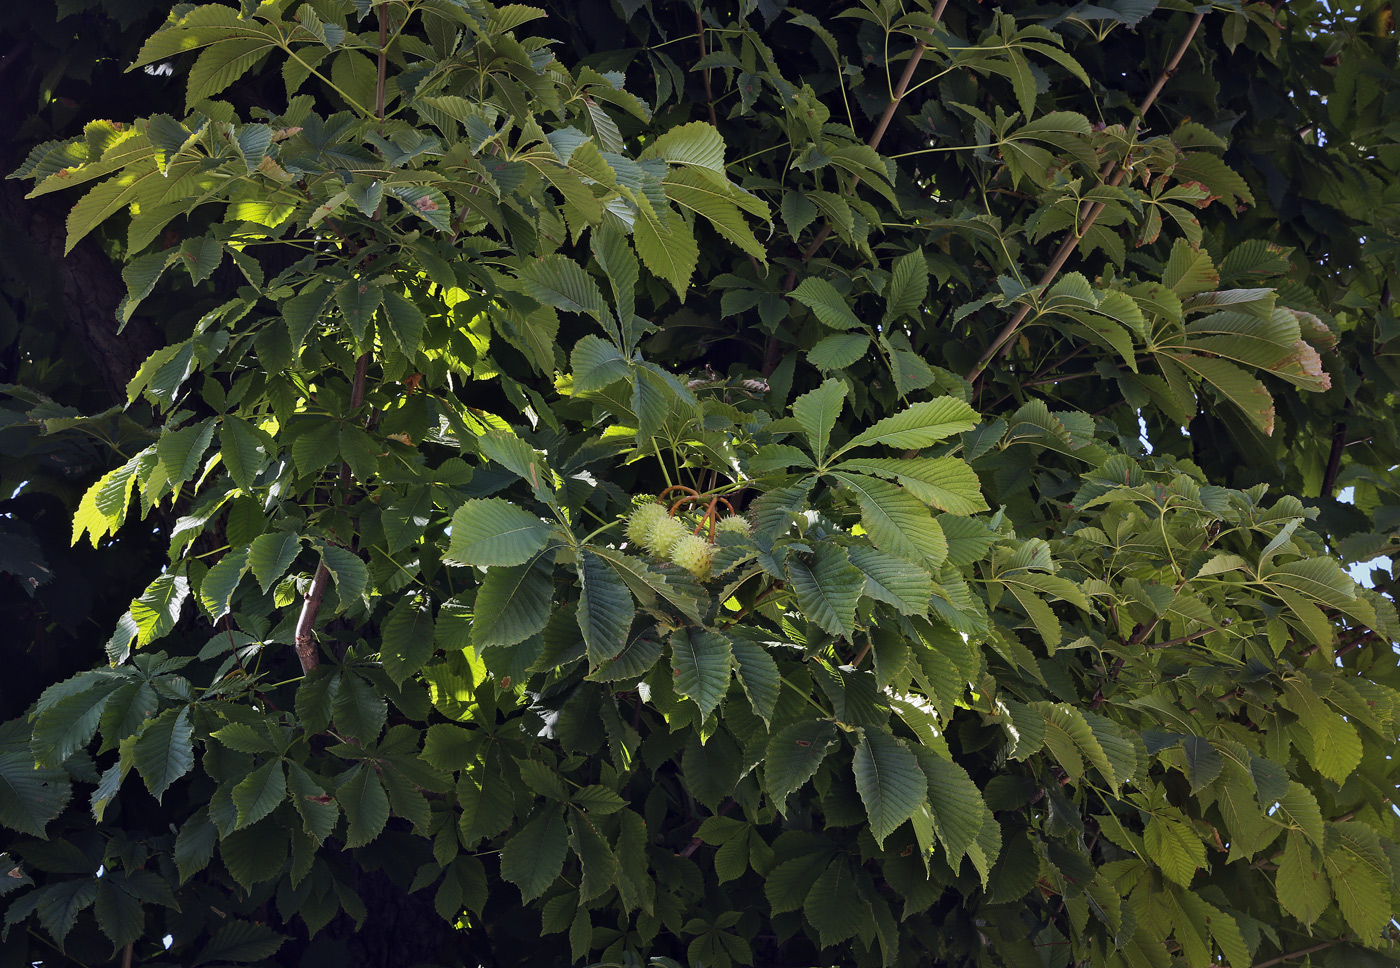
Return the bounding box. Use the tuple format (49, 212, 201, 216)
(1320, 422, 1347, 496)
(1251, 938, 1344, 968)
(696, 8, 718, 128)
(762, 0, 950, 375)
(293, 352, 371, 673)
(968, 11, 1207, 380)
(375, 5, 390, 123)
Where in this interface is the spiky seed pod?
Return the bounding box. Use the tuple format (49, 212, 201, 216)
(715, 515, 751, 536)
(647, 515, 690, 558)
(626, 503, 670, 548)
(669, 533, 715, 579)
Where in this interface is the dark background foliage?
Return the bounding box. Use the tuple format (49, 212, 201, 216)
(1, 1, 1398, 967)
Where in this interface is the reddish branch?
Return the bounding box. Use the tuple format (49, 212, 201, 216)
(1299, 627, 1381, 661)
(968, 12, 1207, 380)
(293, 352, 370, 673)
(293, 12, 390, 674)
(680, 799, 734, 858)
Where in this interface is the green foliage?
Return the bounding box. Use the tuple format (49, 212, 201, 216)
(2, 0, 1400, 967)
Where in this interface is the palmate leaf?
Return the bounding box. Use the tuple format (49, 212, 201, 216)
(217, 823, 286, 892)
(670, 628, 732, 721)
(786, 543, 862, 639)
(198, 547, 248, 620)
(338, 764, 389, 849)
(317, 542, 368, 603)
(380, 597, 436, 686)
(130, 572, 189, 650)
(94, 876, 144, 948)
(729, 636, 780, 725)
(828, 473, 947, 567)
(847, 546, 933, 615)
(578, 549, 635, 666)
(807, 333, 870, 371)
(920, 754, 986, 866)
(883, 247, 929, 326)
(331, 672, 387, 745)
(853, 729, 926, 846)
(1276, 830, 1329, 925)
(174, 810, 217, 884)
(232, 759, 286, 829)
(445, 499, 552, 567)
(517, 254, 617, 339)
(155, 418, 216, 487)
(586, 628, 664, 681)
(645, 121, 726, 173)
(571, 335, 631, 392)
(196, 921, 286, 965)
(381, 289, 426, 355)
(248, 532, 300, 592)
(836, 457, 989, 514)
(1259, 558, 1357, 609)
(791, 278, 863, 331)
(472, 553, 554, 650)
(1323, 821, 1393, 940)
(36, 878, 98, 947)
(1144, 814, 1205, 887)
(591, 226, 638, 339)
(186, 33, 279, 109)
(501, 808, 568, 902)
(132, 706, 194, 802)
(335, 278, 382, 344)
(0, 742, 71, 837)
(663, 168, 767, 261)
(836, 398, 980, 455)
(633, 204, 698, 295)
(478, 431, 557, 504)
(765, 720, 839, 807)
(65, 159, 167, 254)
(792, 378, 847, 463)
(1163, 353, 1275, 435)
(590, 547, 706, 625)
(940, 514, 997, 567)
(72, 451, 143, 547)
(570, 813, 619, 902)
(1035, 702, 1120, 786)
(219, 415, 270, 491)
(803, 860, 863, 949)
(31, 678, 126, 767)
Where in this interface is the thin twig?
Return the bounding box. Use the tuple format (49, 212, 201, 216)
(375, 6, 390, 123)
(680, 799, 734, 857)
(1144, 626, 1218, 650)
(850, 637, 873, 668)
(293, 0, 382, 675)
(1320, 422, 1347, 496)
(1299, 628, 1380, 660)
(762, 0, 951, 375)
(696, 8, 718, 128)
(121, 943, 133, 968)
(1251, 938, 1344, 968)
(1090, 598, 1198, 709)
(968, 12, 1207, 380)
